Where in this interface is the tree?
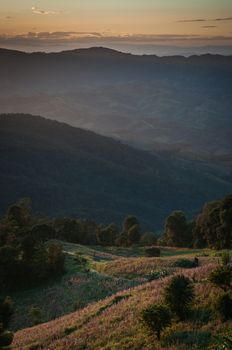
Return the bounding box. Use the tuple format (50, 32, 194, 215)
(214, 293, 232, 321)
(96, 223, 119, 246)
(193, 194, 232, 249)
(29, 306, 42, 325)
(115, 233, 130, 247)
(208, 266, 232, 292)
(123, 216, 139, 233)
(0, 297, 14, 348)
(122, 216, 140, 245)
(0, 297, 13, 329)
(163, 211, 191, 247)
(127, 224, 140, 244)
(47, 243, 65, 274)
(141, 304, 171, 340)
(140, 232, 157, 246)
(164, 275, 195, 320)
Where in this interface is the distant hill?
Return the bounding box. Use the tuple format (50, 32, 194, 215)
(0, 47, 231, 162)
(0, 114, 231, 229)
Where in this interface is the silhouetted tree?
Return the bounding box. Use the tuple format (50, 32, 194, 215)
(164, 275, 195, 320)
(141, 303, 171, 340)
(163, 211, 192, 247)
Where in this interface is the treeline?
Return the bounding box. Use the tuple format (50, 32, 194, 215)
(0, 193, 231, 291)
(162, 193, 232, 249)
(0, 198, 65, 291)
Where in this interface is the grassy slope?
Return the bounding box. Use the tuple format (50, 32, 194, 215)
(13, 262, 232, 350)
(10, 243, 209, 329)
(11, 244, 232, 349)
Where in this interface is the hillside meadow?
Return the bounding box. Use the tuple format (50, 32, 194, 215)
(9, 244, 231, 350)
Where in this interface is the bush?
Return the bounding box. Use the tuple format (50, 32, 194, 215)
(144, 247, 160, 257)
(28, 342, 42, 350)
(164, 330, 211, 348)
(221, 251, 231, 266)
(146, 270, 170, 281)
(74, 252, 88, 265)
(140, 232, 157, 246)
(0, 329, 14, 347)
(164, 275, 195, 320)
(173, 258, 198, 269)
(29, 306, 42, 325)
(0, 297, 13, 329)
(63, 325, 77, 336)
(141, 303, 171, 340)
(208, 266, 232, 292)
(214, 293, 232, 321)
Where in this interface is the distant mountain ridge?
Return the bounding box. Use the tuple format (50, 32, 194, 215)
(0, 113, 231, 229)
(0, 47, 231, 163)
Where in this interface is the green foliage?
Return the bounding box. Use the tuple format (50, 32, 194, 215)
(96, 224, 119, 246)
(194, 194, 232, 249)
(115, 233, 130, 247)
(63, 325, 77, 336)
(0, 199, 66, 291)
(210, 328, 232, 350)
(164, 330, 212, 348)
(164, 274, 195, 320)
(28, 306, 42, 325)
(173, 258, 198, 268)
(145, 269, 170, 281)
(214, 293, 232, 321)
(139, 232, 157, 246)
(28, 342, 42, 350)
(163, 211, 192, 247)
(0, 297, 13, 329)
(0, 328, 14, 347)
(74, 252, 88, 265)
(144, 247, 160, 257)
(47, 243, 65, 274)
(123, 216, 139, 233)
(221, 251, 231, 266)
(208, 266, 232, 292)
(141, 303, 171, 340)
(127, 224, 140, 244)
(0, 298, 14, 348)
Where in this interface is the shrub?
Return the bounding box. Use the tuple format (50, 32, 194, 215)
(29, 306, 42, 325)
(164, 275, 195, 320)
(0, 297, 13, 329)
(141, 303, 171, 340)
(28, 342, 42, 350)
(74, 252, 88, 265)
(0, 329, 14, 347)
(144, 247, 160, 257)
(173, 258, 198, 269)
(140, 232, 157, 246)
(164, 330, 211, 348)
(63, 325, 77, 336)
(214, 293, 232, 321)
(208, 266, 232, 292)
(221, 251, 231, 266)
(146, 269, 170, 281)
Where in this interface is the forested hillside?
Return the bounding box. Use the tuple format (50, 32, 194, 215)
(0, 113, 231, 228)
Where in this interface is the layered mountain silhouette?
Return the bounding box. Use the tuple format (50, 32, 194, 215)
(0, 47, 231, 163)
(0, 114, 231, 229)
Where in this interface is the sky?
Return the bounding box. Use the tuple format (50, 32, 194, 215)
(0, 0, 232, 54)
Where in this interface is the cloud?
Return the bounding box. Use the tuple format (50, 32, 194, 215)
(0, 32, 232, 53)
(31, 6, 63, 15)
(202, 26, 217, 28)
(214, 17, 232, 21)
(178, 16, 232, 23)
(178, 19, 206, 23)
